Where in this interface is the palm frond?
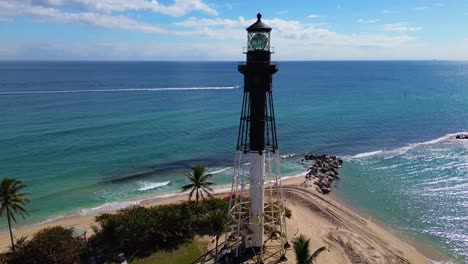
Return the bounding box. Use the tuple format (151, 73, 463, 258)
(202, 182, 214, 189)
(200, 173, 213, 181)
(293, 234, 312, 264)
(309, 246, 326, 263)
(0, 178, 30, 238)
(181, 184, 194, 192)
(188, 188, 195, 201)
(8, 210, 17, 223)
(202, 188, 213, 198)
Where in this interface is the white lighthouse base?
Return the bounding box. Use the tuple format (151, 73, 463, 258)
(248, 152, 265, 248)
(225, 150, 289, 263)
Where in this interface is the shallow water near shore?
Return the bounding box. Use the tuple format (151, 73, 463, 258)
(335, 133, 468, 263)
(0, 61, 467, 262)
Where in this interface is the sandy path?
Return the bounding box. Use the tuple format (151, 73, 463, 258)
(282, 186, 428, 264)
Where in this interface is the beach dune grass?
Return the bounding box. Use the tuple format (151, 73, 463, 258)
(130, 240, 207, 264)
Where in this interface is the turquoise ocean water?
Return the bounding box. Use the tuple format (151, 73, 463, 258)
(0, 61, 467, 262)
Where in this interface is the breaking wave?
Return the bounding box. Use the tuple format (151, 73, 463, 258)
(352, 150, 383, 158)
(349, 131, 468, 160)
(79, 200, 141, 216)
(138, 181, 171, 191)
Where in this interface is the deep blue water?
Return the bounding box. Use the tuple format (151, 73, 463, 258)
(0, 61, 467, 262)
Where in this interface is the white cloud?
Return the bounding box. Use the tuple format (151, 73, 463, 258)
(357, 18, 379, 24)
(383, 22, 422, 33)
(175, 17, 243, 28)
(0, 41, 242, 60)
(415, 3, 445, 11)
(264, 18, 415, 50)
(0, 2, 171, 34)
(415, 6, 429, 11)
(0, 2, 439, 60)
(307, 14, 321, 18)
(276, 10, 288, 15)
(0, 43, 23, 58)
(382, 9, 394, 14)
(10, 0, 218, 17)
(170, 16, 417, 51)
(7, 37, 468, 60)
(0, 17, 13, 22)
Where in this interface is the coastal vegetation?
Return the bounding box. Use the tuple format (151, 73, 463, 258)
(7, 226, 83, 264)
(0, 178, 30, 253)
(88, 198, 229, 263)
(0, 171, 229, 264)
(292, 234, 326, 264)
(0, 197, 228, 263)
(181, 166, 214, 202)
(130, 240, 207, 264)
(207, 209, 228, 258)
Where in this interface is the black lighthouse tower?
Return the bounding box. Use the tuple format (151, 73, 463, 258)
(225, 13, 288, 263)
(237, 13, 278, 154)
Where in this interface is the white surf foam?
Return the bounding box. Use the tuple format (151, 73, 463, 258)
(208, 167, 231, 174)
(35, 215, 66, 225)
(138, 181, 171, 191)
(352, 150, 383, 158)
(280, 153, 299, 159)
(79, 200, 141, 216)
(350, 131, 468, 160)
(0, 86, 240, 95)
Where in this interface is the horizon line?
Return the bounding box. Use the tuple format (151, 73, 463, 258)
(1, 59, 467, 63)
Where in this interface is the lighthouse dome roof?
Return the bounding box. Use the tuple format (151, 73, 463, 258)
(247, 13, 271, 32)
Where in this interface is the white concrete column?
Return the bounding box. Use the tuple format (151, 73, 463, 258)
(248, 152, 265, 248)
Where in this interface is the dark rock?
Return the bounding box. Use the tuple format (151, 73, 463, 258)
(303, 152, 344, 195)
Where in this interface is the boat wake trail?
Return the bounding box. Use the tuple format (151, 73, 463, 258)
(0, 86, 241, 95)
(347, 131, 468, 160)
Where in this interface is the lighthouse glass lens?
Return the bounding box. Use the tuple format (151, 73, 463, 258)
(250, 33, 268, 50)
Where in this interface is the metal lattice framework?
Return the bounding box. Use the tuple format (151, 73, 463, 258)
(236, 88, 278, 154)
(221, 88, 288, 263)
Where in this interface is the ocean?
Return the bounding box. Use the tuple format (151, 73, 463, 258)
(0, 61, 467, 262)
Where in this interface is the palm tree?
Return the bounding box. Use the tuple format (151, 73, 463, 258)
(293, 234, 326, 264)
(208, 209, 227, 258)
(0, 178, 30, 253)
(181, 166, 214, 202)
(10, 235, 28, 252)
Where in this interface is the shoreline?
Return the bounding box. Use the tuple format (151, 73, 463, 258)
(330, 189, 454, 263)
(0, 172, 439, 263)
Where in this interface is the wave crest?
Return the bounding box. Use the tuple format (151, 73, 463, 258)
(349, 131, 468, 160)
(138, 181, 171, 191)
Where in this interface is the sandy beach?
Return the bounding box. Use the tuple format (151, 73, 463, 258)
(0, 174, 434, 263)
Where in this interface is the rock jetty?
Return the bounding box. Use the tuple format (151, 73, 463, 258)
(456, 134, 468, 140)
(301, 154, 343, 194)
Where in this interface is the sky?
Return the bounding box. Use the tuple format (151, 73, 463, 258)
(0, 0, 467, 60)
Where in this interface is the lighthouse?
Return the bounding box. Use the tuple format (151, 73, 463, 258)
(226, 13, 288, 263)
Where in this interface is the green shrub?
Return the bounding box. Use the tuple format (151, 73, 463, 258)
(8, 226, 83, 264)
(89, 198, 229, 263)
(91, 204, 193, 260)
